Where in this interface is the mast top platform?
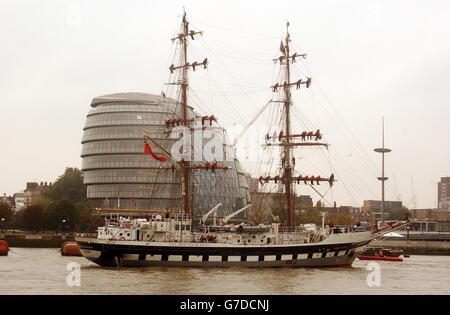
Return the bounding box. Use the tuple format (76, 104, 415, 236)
(374, 148, 392, 153)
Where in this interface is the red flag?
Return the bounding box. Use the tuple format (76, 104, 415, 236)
(144, 143, 168, 162)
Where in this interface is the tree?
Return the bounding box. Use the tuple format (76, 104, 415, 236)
(0, 202, 13, 223)
(44, 167, 87, 205)
(387, 206, 410, 221)
(44, 199, 79, 231)
(41, 167, 90, 232)
(248, 205, 273, 225)
(296, 208, 322, 225)
(329, 211, 356, 225)
(78, 208, 104, 232)
(20, 205, 45, 232)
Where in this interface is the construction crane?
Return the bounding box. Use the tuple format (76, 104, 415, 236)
(391, 174, 402, 201)
(405, 176, 418, 209)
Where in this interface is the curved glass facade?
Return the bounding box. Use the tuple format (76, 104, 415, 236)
(81, 92, 250, 219)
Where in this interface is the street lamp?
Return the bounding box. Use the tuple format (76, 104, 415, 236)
(58, 219, 67, 235)
(406, 226, 410, 240)
(1, 218, 4, 232)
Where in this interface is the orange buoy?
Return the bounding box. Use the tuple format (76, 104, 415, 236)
(61, 241, 82, 256)
(0, 240, 9, 256)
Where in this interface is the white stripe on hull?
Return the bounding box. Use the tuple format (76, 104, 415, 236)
(189, 255, 203, 262)
(312, 253, 322, 259)
(209, 255, 222, 262)
(298, 253, 308, 259)
(168, 255, 183, 261)
(146, 254, 162, 261)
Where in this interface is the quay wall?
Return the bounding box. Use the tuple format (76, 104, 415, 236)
(0, 233, 75, 248)
(375, 240, 450, 255)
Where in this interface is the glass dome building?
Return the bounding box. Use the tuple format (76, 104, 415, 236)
(81, 92, 250, 219)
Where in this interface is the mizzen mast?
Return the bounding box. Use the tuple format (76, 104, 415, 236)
(259, 22, 334, 226)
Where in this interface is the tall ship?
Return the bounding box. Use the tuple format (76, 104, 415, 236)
(75, 11, 409, 268)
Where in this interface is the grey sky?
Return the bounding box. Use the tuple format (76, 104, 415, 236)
(1, 0, 449, 208)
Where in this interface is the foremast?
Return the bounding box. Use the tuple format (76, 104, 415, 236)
(177, 12, 196, 219)
(145, 11, 229, 221)
(259, 22, 334, 226)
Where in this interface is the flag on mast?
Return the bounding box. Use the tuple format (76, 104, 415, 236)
(144, 140, 168, 162)
(117, 195, 120, 208)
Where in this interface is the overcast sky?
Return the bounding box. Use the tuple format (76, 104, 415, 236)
(1, 0, 449, 208)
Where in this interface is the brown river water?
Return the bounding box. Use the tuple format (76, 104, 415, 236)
(1, 248, 449, 294)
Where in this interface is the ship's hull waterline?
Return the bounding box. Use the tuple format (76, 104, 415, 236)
(76, 237, 372, 268)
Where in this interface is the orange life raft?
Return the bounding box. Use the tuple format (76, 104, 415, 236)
(60, 241, 82, 256)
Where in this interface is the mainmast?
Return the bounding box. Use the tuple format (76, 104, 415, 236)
(283, 23, 294, 226)
(179, 12, 193, 219)
(260, 22, 334, 226)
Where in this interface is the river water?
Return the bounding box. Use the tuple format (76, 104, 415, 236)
(1, 248, 449, 294)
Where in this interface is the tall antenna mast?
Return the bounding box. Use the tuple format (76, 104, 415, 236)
(374, 116, 391, 227)
(260, 22, 334, 226)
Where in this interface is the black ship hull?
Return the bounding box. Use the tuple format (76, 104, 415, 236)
(76, 237, 372, 268)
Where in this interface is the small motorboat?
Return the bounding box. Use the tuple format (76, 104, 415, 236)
(357, 247, 404, 262)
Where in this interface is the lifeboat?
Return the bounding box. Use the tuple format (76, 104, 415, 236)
(60, 241, 82, 256)
(0, 240, 9, 256)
